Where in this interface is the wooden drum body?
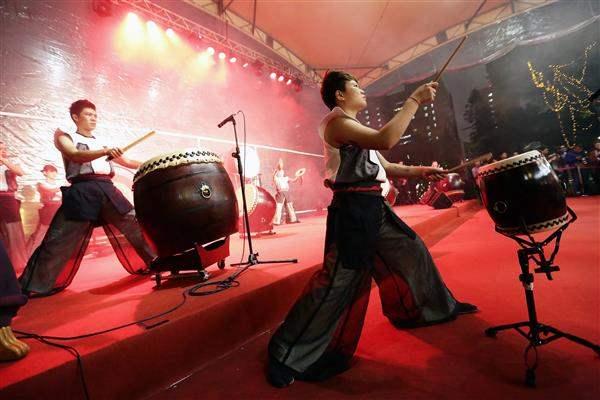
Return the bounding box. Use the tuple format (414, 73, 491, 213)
(477, 150, 568, 235)
(436, 173, 465, 202)
(235, 184, 276, 233)
(133, 149, 238, 258)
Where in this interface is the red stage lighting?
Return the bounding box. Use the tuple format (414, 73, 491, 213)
(277, 75, 284, 82)
(229, 57, 237, 63)
(269, 72, 277, 80)
(207, 47, 215, 55)
(218, 52, 226, 60)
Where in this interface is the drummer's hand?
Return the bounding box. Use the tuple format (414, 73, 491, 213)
(105, 147, 124, 159)
(421, 167, 447, 181)
(410, 82, 438, 104)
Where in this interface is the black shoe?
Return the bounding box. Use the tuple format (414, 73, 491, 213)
(457, 302, 479, 314)
(267, 358, 295, 388)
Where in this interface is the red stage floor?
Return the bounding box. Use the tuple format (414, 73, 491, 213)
(149, 197, 600, 400)
(2, 198, 598, 400)
(0, 201, 477, 399)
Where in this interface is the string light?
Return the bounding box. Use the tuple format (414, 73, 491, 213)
(527, 42, 597, 147)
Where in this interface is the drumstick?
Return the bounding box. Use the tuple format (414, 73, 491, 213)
(106, 130, 156, 161)
(433, 0, 487, 81)
(446, 153, 492, 173)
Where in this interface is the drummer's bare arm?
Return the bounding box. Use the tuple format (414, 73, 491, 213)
(324, 83, 437, 150)
(112, 156, 141, 169)
(55, 130, 122, 162)
(377, 153, 446, 180)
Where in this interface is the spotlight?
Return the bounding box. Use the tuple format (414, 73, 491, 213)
(147, 21, 156, 29)
(286, 78, 292, 85)
(166, 28, 175, 38)
(229, 57, 237, 63)
(207, 47, 215, 55)
(270, 72, 277, 80)
(218, 52, 226, 60)
(127, 12, 138, 21)
(277, 75, 284, 82)
(242, 62, 249, 68)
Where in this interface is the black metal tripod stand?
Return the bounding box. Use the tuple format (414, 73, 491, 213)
(228, 115, 297, 269)
(484, 207, 600, 387)
(188, 114, 297, 296)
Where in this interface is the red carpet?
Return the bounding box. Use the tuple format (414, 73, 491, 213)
(147, 197, 600, 400)
(0, 201, 479, 399)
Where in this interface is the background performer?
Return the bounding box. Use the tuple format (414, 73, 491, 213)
(19, 100, 155, 297)
(272, 158, 300, 225)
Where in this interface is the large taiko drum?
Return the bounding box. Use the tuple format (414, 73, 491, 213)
(133, 149, 239, 258)
(381, 179, 398, 206)
(477, 150, 568, 235)
(435, 173, 465, 202)
(235, 184, 276, 233)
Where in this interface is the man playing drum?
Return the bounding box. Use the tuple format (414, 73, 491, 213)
(267, 71, 478, 387)
(19, 100, 155, 296)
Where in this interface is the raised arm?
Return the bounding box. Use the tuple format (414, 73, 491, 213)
(325, 82, 438, 150)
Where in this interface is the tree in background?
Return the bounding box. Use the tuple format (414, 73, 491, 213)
(463, 89, 496, 157)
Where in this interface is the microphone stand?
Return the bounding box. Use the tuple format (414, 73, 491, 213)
(226, 115, 297, 269)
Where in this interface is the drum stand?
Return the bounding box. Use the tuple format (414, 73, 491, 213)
(228, 115, 297, 269)
(485, 207, 600, 387)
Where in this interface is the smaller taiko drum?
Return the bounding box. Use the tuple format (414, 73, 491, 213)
(477, 150, 568, 235)
(235, 184, 276, 233)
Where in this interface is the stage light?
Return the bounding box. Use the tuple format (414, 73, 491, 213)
(147, 21, 157, 29)
(229, 57, 237, 63)
(286, 78, 292, 85)
(218, 52, 226, 60)
(166, 28, 175, 38)
(270, 72, 277, 80)
(242, 62, 249, 68)
(121, 11, 144, 45)
(278, 75, 284, 82)
(207, 47, 215, 55)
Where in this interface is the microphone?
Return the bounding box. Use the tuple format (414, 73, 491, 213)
(217, 112, 238, 128)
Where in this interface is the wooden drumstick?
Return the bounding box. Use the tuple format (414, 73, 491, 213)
(433, 0, 487, 82)
(106, 130, 156, 161)
(446, 152, 492, 173)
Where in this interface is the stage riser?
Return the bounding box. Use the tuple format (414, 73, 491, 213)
(1, 201, 479, 399)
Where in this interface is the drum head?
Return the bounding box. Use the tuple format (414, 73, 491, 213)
(477, 150, 542, 178)
(235, 184, 258, 216)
